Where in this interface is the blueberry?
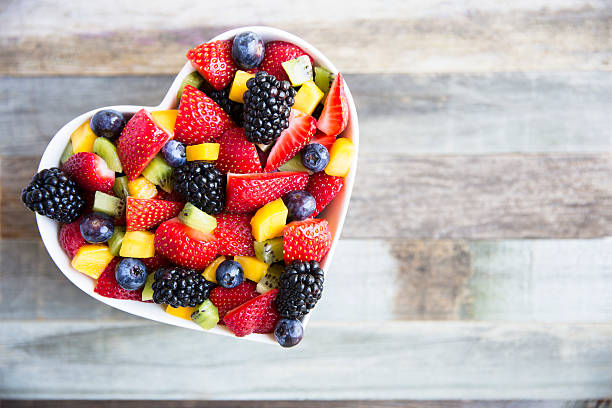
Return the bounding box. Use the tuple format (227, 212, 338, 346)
(301, 143, 330, 172)
(232, 31, 265, 69)
(115, 258, 148, 290)
(283, 190, 316, 221)
(79, 212, 114, 243)
(216, 260, 244, 288)
(274, 318, 304, 347)
(161, 140, 187, 167)
(90, 109, 126, 140)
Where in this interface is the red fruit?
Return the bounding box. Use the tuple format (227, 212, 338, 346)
(317, 73, 349, 137)
(156, 189, 185, 203)
(59, 218, 86, 257)
(254, 301, 280, 334)
(174, 85, 235, 145)
(62, 152, 115, 193)
(264, 111, 317, 172)
(141, 253, 170, 270)
(209, 281, 258, 320)
(226, 172, 309, 214)
(256, 146, 269, 169)
(283, 218, 332, 264)
(154, 218, 219, 269)
(224, 289, 278, 337)
(215, 128, 261, 174)
(260, 41, 313, 82)
(126, 197, 183, 231)
(310, 130, 336, 151)
(306, 172, 344, 216)
(94, 258, 143, 301)
(214, 212, 255, 257)
(117, 109, 171, 181)
(186, 40, 238, 91)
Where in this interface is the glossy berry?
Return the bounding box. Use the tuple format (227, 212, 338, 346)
(274, 318, 304, 347)
(216, 259, 244, 288)
(79, 212, 114, 243)
(232, 31, 265, 69)
(90, 109, 126, 140)
(115, 258, 148, 291)
(301, 143, 330, 172)
(161, 140, 187, 167)
(283, 190, 316, 222)
(173, 161, 226, 215)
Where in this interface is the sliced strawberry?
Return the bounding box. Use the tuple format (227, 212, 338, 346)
(306, 172, 344, 216)
(254, 301, 280, 334)
(187, 40, 238, 91)
(94, 258, 143, 301)
(214, 212, 255, 257)
(154, 217, 219, 269)
(59, 218, 86, 258)
(141, 253, 170, 271)
(155, 189, 185, 203)
(310, 130, 336, 151)
(215, 128, 261, 174)
(62, 152, 115, 193)
(209, 281, 258, 320)
(223, 289, 278, 337)
(317, 73, 349, 137)
(283, 218, 332, 264)
(226, 172, 309, 213)
(259, 41, 313, 82)
(264, 111, 317, 172)
(116, 109, 171, 181)
(126, 197, 183, 231)
(174, 85, 235, 145)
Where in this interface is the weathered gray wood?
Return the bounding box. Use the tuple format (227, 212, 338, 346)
(1, 0, 611, 75)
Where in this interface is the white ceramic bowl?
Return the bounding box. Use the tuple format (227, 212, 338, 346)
(36, 26, 359, 344)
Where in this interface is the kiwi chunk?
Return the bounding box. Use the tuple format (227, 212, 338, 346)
(191, 299, 219, 330)
(142, 156, 173, 193)
(179, 202, 217, 234)
(281, 55, 313, 87)
(278, 155, 313, 174)
(141, 272, 155, 301)
(60, 141, 74, 165)
(177, 71, 205, 100)
(108, 226, 126, 256)
(314, 66, 334, 95)
(92, 191, 124, 217)
(113, 176, 129, 199)
(93, 137, 123, 172)
(254, 237, 284, 265)
(256, 263, 284, 294)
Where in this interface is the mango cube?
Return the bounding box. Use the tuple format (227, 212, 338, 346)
(128, 176, 157, 199)
(71, 120, 97, 153)
(325, 137, 355, 177)
(250, 198, 288, 242)
(120, 231, 155, 258)
(202, 256, 226, 283)
(235, 255, 269, 283)
(166, 305, 196, 320)
(71, 245, 114, 279)
(229, 70, 255, 103)
(186, 143, 220, 161)
(151, 110, 178, 135)
(293, 81, 324, 116)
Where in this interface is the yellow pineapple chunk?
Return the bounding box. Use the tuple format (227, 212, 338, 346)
(325, 137, 355, 177)
(70, 120, 97, 153)
(186, 143, 220, 161)
(202, 256, 226, 283)
(166, 305, 196, 320)
(293, 81, 324, 115)
(120, 231, 155, 258)
(151, 110, 178, 136)
(71, 245, 114, 279)
(235, 255, 269, 283)
(250, 198, 288, 242)
(229, 70, 255, 103)
(128, 176, 157, 199)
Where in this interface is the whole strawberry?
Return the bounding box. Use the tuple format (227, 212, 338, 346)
(283, 218, 332, 264)
(306, 172, 343, 216)
(259, 41, 313, 82)
(187, 40, 238, 90)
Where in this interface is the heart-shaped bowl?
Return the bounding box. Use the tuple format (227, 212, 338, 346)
(36, 26, 359, 344)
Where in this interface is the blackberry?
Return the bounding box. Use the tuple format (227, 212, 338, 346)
(21, 167, 85, 223)
(152, 266, 216, 308)
(275, 260, 324, 319)
(202, 85, 244, 126)
(173, 161, 225, 215)
(243, 71, 296, 145)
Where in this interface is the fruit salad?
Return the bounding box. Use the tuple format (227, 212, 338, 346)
(21, 30, 354, 347)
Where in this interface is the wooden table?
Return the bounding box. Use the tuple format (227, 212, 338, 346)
(1, 0, 611, 404)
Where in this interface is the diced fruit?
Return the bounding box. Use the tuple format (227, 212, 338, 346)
(71, 244, 114, 279)
(141, 272, 155, 301)
(60, 141, 74, 165)
(256, 263, 284, 293)
(142, 156, 173, 193)
(59, 218, 86, 257)
(260, 41, 313, 82)
(126, 197, 183, 231)
(214, 212, 255, 257)
(93, 137, 123, 172)
(277, 155, 312, 174)
(166, 305, 197, 320)
(325, 137, 355, 177)
(232, 31, 265, 70)
(215, 128, 261, 174)
(127, 176, 157, 199)
(70, 120, 97, 153)
(117, 109, 172, 181)
(301, 142, 330, 173)
(216, 259, 245, 288)
(151, 110, 178, 135)
(274, 318, 304, 347)
(120, 230, 155, 258)
(92, 191, 124, 217)
(226, 172, 309, 213)
(80, 212, 114, 243)
(317, 73, 349, 137)
(154, 218, 218, 269)
(113, 176, 129, 199)
(251, 198, 288, 242)
(292, 80, 324, 115)
(62, 152, 115, 194)
(178, 202, 217, 234)
(282, 55, 313, 86)
(203, 256, 226, 283)
(186, 143, 220, 161)
(223, 289, 278, 337)
(191, 299, 220, 330)
(115, 258, 148, 290)
(174, 85, 235, 145)
(314, 66, 334, 95)
(254, 300, 281, 334)
(264, 111, 317, 172)
(310, 130, 336, 151)
(209, 281, 258, 320)
(228, 70, 255, 103)
(108, 226, 126, 256)
(283, 190, 316, 221)
(283, 218, 332, 264)
(234, 255, 269, 283)
(177, 71, 205, 100)
(254, 237, 284, 265)
(307, 171, 343, 216)
(94, 258, 144, 301)
(161, 140, 187, 168)
(90, 109, 126, 140)
(187, 40, 238, 90)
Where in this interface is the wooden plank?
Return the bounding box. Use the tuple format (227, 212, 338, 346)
(1, 0, 611, 75)
(1, 321, 610, 399)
